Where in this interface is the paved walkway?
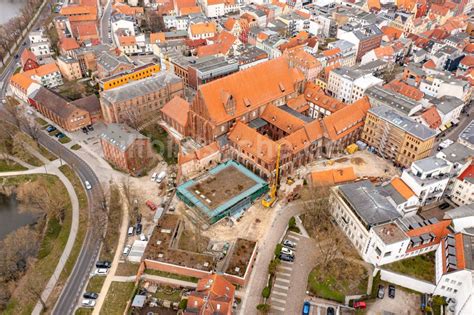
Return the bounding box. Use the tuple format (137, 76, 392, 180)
(0, 158, 80, 315)
(92, 185, 130, 315)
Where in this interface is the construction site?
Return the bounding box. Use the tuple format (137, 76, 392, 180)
(176, 160, 269, 224)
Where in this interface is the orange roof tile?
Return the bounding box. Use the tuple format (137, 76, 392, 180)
(196, 31, 236, 57)
(257, 32, 269, 41)
(195, 142, 219, 160)
(187, 274, 235, 315)
(423, 59, 436, 69)
(223, 17, 236, 31)
(305, 82, 345, 113)
(421, 106, 442, 129)
(285, 47, 321, 70)
(322, 97, 370, 141)
(454, 233, 466, 269)
(75, 22, 98, 38)
(278, 127, 312, 154)
(161, 96, 189, 128)
(390, 177, 415, 200)
(406, 220, 451, 253)
(34, 63, 60, 77)
(261, 104, 306, 133)
(20, 49, 37, 66)
(367, 0, 381, 10)
(10, 73, 35, 91)
(461, 55, 474, 68)
(464, 43, 474, 53)
(60, 37, 80, 51)
(431, 3, 450, 16)
(384, 80, 424, 101)
(190, 22, 216, 36)
(374, 46, 395, 58)
(113, 3, 144, 15)
(150, 32, 166, 43)
(196, 57, 304, 125)
(458, 163, 474, 182)
(310, 167, 356, 186)
(287, 94, 308, 113)
(175, 0, 195, 9)
(179, 6, 201, 15)
(228, 121, 279, 164)
(118, 36, 136, 46)
(381, 26, 403, 40)
(322, 48, 341, 57)
(304, 119, 324, 143)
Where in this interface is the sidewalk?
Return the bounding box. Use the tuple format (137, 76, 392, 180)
(3, 154, 35, 169)
(0, 157, 80, 315)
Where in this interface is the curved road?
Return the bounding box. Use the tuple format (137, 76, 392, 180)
(36, 132, 105, 315)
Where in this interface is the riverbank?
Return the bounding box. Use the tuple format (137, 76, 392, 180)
(0, 190, 38, 241)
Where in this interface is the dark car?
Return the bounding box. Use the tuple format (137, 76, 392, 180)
(55, 132, 65, 139)
(83, 292, 98, 299)
(439, 203, 450, 210)
(95, 261, 111, 269)
(135, 223, 142, 235)
(377, 285, 385, 299)
(327, 307, 335, 315)
(87, 125, 94, 131)
(388, 285, 396, 299)
(82, 127, 88, 134)
(15, 54, 19, 59)
(279, 253, 294, 262)
(302, 301, 310, 315)
(46, 125, 56, 132)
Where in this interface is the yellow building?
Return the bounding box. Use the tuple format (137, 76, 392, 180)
(362, 105, 436, 168)
(100, 63, 160, 91)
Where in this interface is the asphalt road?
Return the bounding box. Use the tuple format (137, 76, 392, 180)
(100, 0, 113, 44)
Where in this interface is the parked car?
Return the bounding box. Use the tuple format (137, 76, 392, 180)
(46, 125, 56, 132)
(353, 301, 366, 309)
(281, 246, 294, 256)
(377, 285, 385, 299)
(439, 203, 450, 210)
(388, 285, 396, 299)
(84, 180, 92, 190)
(55, 132, 65, 139)
(128, 226, 134, 236)
(327, 307, 335, 315)
(151, 172, 157, 181)
(96, 268, 108, 275)
(283, 239, 296, 248)
(81, 299, 96, 307)
(156, 171, 166, 183)
(302, 301, 311, 315)
(135, 223, 142, 235)
(139, 233, 147, 241)
(87, 125, 94, 131)
(95, 261, 111, 269)
(279, 253, 294, 262)
(146, 200, 157, 211)
(123, 245, 131, 256)
(83, 292, 99, 299)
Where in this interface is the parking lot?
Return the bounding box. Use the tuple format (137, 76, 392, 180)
(366, 285, 420, 314)
(269, 231, 301, 314)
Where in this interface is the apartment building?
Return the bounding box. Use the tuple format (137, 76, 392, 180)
(336, 24, 383, 61)
(450, 163, 474, 206)
(327, 67, 383, 103)
(362, 105, 436, 168)
(100, 72, 184, 127)
(100, 124, 153, 175)
(57, 56, 83, 81)
(28, 87, 91, 131)
(20, 49, 39, 72)
(28, 29, 51, 57)
(420, 73, 471, 104)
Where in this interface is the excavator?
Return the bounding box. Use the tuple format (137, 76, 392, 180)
(262, 144, 281, 208)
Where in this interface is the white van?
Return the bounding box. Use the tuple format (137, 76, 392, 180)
(128, 226, 134, 236)
(123, 245, 131, 256)
(139, 233, 147, 241)
(156, 171, 166, 183)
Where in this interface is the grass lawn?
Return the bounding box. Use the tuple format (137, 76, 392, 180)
(307, 259, 368, 303)
(141, 124, 178, 164)
(384, 252, 435, 283)
(35, 117, 48, 126)
(86, 276, 106, 293)
(71, 144, 82, 150)
(144, 269, 199, 283)
(44, 165, 88, 310)
(0, 159, 27, 172)
(154, 287, 182, 303)
(3, 174, 72, 314)
(99, 185, 123, 261)
(59, 136, 72, 144)
(100, 282, 136, 315)
(115, 263, 140, 276)
(38, 145, 57, 161)
(75, 308, 93, 315)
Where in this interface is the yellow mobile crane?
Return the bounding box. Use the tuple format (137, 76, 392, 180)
(262, 144, 281, 208)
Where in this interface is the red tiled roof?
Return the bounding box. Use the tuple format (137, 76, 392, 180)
(421, 106, 442, 129)
(60, 37, 80, 51)
(20, 49, 37, 66)
(458, 163, 474, 181)
(160, 96, 189, 128)
(384, 80, 424, 101)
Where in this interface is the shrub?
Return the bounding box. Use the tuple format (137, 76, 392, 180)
(262, 286, 271, 298)
(288, 217, 296, 229)
(274, 244, 283, 257)
(178, 299, 188, 310)
(268, 258, 280, 275)
(256, 303, 270, 313)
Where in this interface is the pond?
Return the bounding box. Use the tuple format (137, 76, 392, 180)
(0, 192, 37, 241)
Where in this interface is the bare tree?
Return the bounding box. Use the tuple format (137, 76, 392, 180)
(16, 177, 69, 223)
